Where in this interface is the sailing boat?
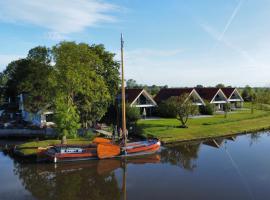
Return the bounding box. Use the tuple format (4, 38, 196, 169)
(97, 34, 161, 159)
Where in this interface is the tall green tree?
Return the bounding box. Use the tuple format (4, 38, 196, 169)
(27, 46, 52, 65)
(90, 44, 120, 99)
(52, 41, 111, 129)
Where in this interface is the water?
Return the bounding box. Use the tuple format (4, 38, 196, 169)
(1, 131, 270, 200)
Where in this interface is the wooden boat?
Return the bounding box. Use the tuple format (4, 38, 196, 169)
(37, 137, 111, 163)
(38, 145, 97, 163)
(97, 139, 161, 159)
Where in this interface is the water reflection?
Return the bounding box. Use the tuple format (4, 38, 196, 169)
(160, 142, 201, 171)
(13, 155, 161, 200)
(2, 131, 270, 200)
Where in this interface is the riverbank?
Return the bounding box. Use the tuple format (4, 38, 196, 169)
(138, 109, 270, 144)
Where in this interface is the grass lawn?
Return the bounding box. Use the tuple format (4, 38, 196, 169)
(138, 109, 270, 144)
(17, 138, 92, 156)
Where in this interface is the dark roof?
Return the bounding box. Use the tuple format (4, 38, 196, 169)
(154, 88, 193, 103)
(221, 88, 236, 98)
(195, 88, 220, 102)
(125, 89, 144, 103)
(116, 88, 144, 103)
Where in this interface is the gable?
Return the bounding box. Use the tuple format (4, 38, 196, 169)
(189, 90, 205, 105)
(130, 90, 157, 107)
(228, 89, 244, 101)
(212, 90, 227, 103)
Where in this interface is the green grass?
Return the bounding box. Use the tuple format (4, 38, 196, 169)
(17, 138, 92, 156)
(138, 109, 270, 144)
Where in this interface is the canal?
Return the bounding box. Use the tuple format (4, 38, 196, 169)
(1, 131, 270, 200)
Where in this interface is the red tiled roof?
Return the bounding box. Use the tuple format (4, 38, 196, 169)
(154, 88, 193, 103)
(221, 88, 236, 98)
(195, 88, 220, 102)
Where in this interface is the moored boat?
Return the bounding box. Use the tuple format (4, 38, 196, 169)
(97, 139, 161, 159)
(38, 144, 98, 163)
(37, 137, 111, 163)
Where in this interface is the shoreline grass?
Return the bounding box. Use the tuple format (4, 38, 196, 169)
(138, 109, 270, 144)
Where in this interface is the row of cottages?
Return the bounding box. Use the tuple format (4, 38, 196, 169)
(155, 87, 244, 111)
(124, 88, 244, 116)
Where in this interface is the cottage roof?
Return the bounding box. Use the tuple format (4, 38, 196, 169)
(221, 88, 236, 98)
(154, 88, 193, 103)
(194, 88, 221, 102)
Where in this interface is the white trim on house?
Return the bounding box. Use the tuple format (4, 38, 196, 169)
(227, 89, 244, 102)
(130, 89, 157, 107)
(189, 89, 206, 106)
(210, 89, 228, 104)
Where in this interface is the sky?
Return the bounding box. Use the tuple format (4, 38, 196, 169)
(0, 0, 269, 87)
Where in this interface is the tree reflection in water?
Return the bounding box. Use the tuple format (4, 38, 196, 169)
(13, 154, 161, 200)
(160, 142, 201, 171)
(13, 160, 122, 200)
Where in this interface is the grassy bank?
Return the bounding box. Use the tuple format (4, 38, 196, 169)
(17, 138, 92, 156)
(138, 109, 270, 144)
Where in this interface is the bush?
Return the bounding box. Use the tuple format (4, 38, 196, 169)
(126, 104, 141, 127)
(199, 103, 214, 115)
(157, 100, 177, 118)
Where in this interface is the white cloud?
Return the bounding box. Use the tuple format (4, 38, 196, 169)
(44, 32, 68, 41)
(0, 0, 119, 34)
(0, 54, 25, 72)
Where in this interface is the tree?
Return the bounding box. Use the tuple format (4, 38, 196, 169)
(148, 85, 160, 96)
(52, 41, 111, 130)
(89, 44, 120, 99)
(53, 96, 80, 140)
(126, 79, 138, 89)
(3, 46, 53, 112)
(241, 85, 253, 102)
(250, 92, 257, 114)
(27, 46, 52, 65)
(196, 84, 204, 88)
(170, 94, 198, 128)
(126, 104, 141, 128)
(216, 83, 225, 88)
(223, 103, 231, 118)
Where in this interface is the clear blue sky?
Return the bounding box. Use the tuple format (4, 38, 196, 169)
(0, 0, 269, 87)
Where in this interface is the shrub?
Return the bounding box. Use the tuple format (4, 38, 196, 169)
(199, 103, 214, 115)
(157, 100, 177, 118)
(126, 104, 141, 127)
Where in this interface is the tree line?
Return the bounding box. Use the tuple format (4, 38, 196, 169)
(0, 42, 120, 138)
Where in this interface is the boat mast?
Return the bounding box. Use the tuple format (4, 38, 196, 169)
(121, 33, 127, 147)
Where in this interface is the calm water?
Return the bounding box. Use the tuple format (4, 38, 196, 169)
(1, 131, 270, 200)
